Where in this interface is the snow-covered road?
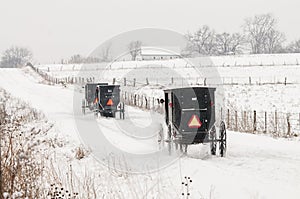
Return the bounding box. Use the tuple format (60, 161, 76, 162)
(1, 67, 300, 199)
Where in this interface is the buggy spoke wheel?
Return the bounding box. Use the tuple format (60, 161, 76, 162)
(210, 125, 217, 155)
(167, 124, 172, 155)
(219, 121, 227, 157)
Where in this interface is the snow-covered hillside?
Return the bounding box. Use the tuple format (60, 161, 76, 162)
(1, 59, 300, 198)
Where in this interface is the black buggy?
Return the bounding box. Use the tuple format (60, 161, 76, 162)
(82, 83, 108, 114)
(163, 87, 226, 156)
(95, 85, 125, 119)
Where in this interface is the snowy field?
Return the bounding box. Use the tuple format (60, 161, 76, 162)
(36, 53, 300, 83)
(1, 59, 300, 198)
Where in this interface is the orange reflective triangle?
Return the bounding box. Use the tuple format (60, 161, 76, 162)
(188, 115, 202, 128)
(106, 99, 114, 106)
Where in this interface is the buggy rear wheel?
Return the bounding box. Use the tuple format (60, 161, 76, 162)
(210, 125, 217, 155)
(219, 121, 227, 157)
(167, 124, 172, 155)
(82, 99, 86, 115)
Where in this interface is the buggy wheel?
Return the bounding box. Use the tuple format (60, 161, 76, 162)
(184, 144, 188, 154)
(210, 125, 217, 155)
(179, 144, 183, 153)
(167, 124, 172, 155)
(219, 121, 227, 157)
(82, 99, 86, 115)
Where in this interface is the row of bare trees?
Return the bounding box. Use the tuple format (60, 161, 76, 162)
(185, 26, 245, 56)
(185, 13, 300, 56)
(0, 46, 32, 68)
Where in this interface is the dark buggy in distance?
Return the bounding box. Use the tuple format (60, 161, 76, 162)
(95, 85, 125, 119)
(82, 83, 108, 114)
(163, 87, 226, 156)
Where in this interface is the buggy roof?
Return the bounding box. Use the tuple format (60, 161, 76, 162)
(86, 82, 108, 86)
(164, 86, 216, 93)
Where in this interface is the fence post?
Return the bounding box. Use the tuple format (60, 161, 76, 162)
(284, 77, 287, 85)
(171, 77, 174, 85)
(204, 78, 207, 86)
(146, 78, 149, 85)
(124, 78, 127, 86)
(275, 111, 278, 134)
(244, 111, 247, 132)
(253, 111, 257, 132)
(235, 111, 238, 131)
(145, 97, 148, 109)
(249, 77, 251, 85)
(264, 112, 267, 133)
(287, 114, 291, 137)
(112, 78, 116, 85)
(227, 109, 230, 129)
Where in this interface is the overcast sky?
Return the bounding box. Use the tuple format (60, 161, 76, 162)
(0, 0, 299, 63)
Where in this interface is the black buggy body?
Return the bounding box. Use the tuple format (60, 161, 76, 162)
(82, 83, 108, 113)
(96, 85, 121, 117)
(164, 87, 226, 156)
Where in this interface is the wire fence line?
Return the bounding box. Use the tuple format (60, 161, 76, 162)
(221, 108, 300, 137)
(120, 89, 300, 138)
(32, 65, 296, 86)
(31, 64, 300, 137)
(120, 91, 164, 114)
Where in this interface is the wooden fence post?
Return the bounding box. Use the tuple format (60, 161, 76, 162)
(227, 109, 230, 129)
(264, 112, 267, 133)
(244, 111, 247, 132)
(134, 95, 137, 106)
(284, 77, 287, 85)
(275, 111, 278, 134)
(235, 111, 238, 131)
(112, 78, 116, 85)
(253, 111, 257, 132)
(124, 78, 127, 86)
(287, 114, 291, 137)
(146, 78, 149, 85)
(145, 97, 148, 109)
(133, 78, 136, 87)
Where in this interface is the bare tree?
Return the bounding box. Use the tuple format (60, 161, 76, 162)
(68, 54, 100, 64)
(265, 29, 285, 53)
(0, 46, 33, 68)
(69, 54, 84, 64)
(216, 32, 245, 55)
(128, 40, 142, 60)
(243, 14, 285, 54)
(286, 39, 300, 53)
(185, 25, 217, 56)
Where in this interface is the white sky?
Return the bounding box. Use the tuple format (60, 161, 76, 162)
(0, 0, 299, 63)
